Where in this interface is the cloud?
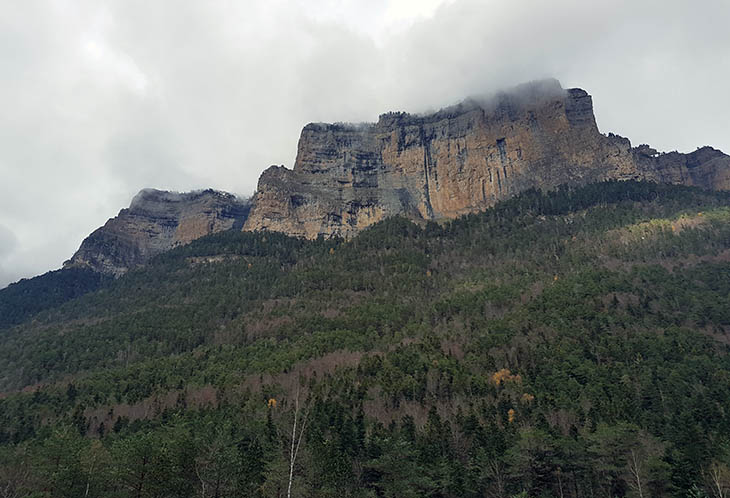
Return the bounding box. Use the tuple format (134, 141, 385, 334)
(0, 225, 17, 258)
(0, 224, 19, 288)
(0, 0, 728, 287)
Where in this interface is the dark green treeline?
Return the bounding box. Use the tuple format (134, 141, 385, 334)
(2, 181, 730, 497)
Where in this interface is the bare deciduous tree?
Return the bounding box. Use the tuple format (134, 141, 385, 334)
(705, 461, 730, 498)
(0, 447, 33, 498)
(287, 385, 310, 498)
(628, 448, 645, 498)
(485, 459, 507, 498)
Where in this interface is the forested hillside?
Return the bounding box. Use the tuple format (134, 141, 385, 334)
(2, 180, 730, 497)
(0, 268, 110, 329)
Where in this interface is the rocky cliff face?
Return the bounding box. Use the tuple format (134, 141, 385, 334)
(67, 79, 730, 274)
(245, 79, 730, 238)
(65, 189, 250, 276)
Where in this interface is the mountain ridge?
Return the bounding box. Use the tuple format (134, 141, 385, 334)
(244, 79, 730, 238)
(64, 188, 251, 276)
(60, 79, 730, 276)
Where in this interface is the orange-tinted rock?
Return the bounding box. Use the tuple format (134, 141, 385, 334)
(65, 189, 250, 276)
(245, 79, 730, 239)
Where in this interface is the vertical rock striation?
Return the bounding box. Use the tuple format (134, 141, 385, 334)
(65, 79, 730, 276)
(245, 79, 730, 239)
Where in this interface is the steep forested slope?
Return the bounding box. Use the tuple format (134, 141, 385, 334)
(0, 268, 110, 329)
(2, 181, 730, 498)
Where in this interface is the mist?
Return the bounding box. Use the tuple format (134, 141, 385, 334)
(1, 0, 728, 287)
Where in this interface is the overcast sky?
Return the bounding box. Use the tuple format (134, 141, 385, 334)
(1, 0, 729, 288)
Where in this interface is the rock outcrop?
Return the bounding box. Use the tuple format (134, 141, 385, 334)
(65, 189, 250, 276)
(66, 79, 730, 275)
(244, 79, 730, 239)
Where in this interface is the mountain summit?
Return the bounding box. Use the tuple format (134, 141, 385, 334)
(245, 79, 730, 238)
(66, 79, 730, 275)
(65, 189, 250, 275)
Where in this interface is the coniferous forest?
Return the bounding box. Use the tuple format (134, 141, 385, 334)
(2, 180, 730, 497)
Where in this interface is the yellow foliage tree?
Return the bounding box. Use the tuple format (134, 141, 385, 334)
(492, 368, 512, 385)
(492, 369, 522, 386)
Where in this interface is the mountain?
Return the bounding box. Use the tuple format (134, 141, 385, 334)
(3, 80, 730, 497)
(0, 189, 250, 322)
(245, 79, 730, 238)
(2, 181, 730, 497)
(64, 188, 250, 276)
(61, 80, 730, 281)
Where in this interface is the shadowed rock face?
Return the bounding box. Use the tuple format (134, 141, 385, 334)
(65, 189, 250, 276)
(244, 79, 730, 239)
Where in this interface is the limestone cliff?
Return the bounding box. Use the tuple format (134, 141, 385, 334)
(66, 79, 730, 274)
(244, 79, 730, 239)
(65, 189, 250, 276)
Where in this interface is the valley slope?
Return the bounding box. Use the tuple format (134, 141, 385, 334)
(2, 181, 730, 497)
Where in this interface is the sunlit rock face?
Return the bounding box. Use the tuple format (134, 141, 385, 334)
(245, 79, 730, 239)
(66, 79, 730, 273)
(65, 189, 250, 276)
